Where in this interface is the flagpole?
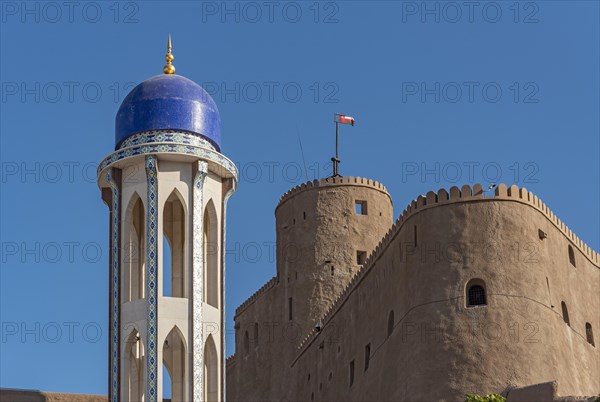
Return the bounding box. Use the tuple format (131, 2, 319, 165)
(334, 120, 339, 176)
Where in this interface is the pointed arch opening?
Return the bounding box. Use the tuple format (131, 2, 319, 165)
(163, 326, 186, 402)
(203, 200, 219, 308)
(163, 190, 186, 298)
(204, 334, 218, 402)
(124, 193, 145, 302)
(163, 363, 172, 401)
(124, 329, 144, 402)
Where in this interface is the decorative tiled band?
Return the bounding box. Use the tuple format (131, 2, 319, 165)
(118, 130, 216, 151)
(106, 169, 121, 402)
(145, 155, 159, 402)
(97, 140, 237, 182)
(192, 161, 208, 402)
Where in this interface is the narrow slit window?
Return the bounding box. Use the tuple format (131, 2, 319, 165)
(568, 245, 576, 267)
(586, 323, 594, 346)
(364, 343, 371, 372)
(349, 360, 355, 387)
(288, 297, 293, 321)
(561, 301, 570, 326)
(387, 310, 394, 337)
(413, 225, 418, 247)
(253, 323, 259, 347)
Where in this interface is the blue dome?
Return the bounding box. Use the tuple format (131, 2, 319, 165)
(115, 74, 221, 150)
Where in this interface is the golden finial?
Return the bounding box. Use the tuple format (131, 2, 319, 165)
(163, 34, 176, 75)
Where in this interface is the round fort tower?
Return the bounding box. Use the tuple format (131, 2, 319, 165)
(275, 176, 393, 334)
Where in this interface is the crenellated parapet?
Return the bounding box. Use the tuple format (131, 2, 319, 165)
(277, 176, 391, 209)
(226, 354, 236, 367)
(234, 276, 278, 317)
(294, 183, 599, 355)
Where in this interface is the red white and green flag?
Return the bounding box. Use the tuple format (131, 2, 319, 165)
(334, 113, 355, 126)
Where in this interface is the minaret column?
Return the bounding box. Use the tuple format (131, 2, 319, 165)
(192, 161, 208, 401)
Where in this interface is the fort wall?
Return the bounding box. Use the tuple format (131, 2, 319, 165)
(227, 182, 599, 401)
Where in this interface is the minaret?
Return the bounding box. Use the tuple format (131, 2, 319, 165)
(97, 37, 237, 402)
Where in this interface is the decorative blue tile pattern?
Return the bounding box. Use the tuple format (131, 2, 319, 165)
(97, 138, 237, 183)
(118, 130, 216, 151)
(106, 169, 121, 402)
(192, 161, 208, 402)
(115, 74, 221, 151)
(145, 155, 159, 402)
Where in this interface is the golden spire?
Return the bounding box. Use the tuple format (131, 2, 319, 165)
(163, 34, 176, 74)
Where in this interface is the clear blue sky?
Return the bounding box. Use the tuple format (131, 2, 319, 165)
(1, 0, 598, 395)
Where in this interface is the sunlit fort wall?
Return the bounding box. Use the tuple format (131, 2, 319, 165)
(226, 179, 599, 401)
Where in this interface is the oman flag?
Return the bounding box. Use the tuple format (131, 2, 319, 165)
(335, 114, 355, 126)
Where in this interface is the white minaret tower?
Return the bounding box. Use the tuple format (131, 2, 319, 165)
(97, 37, 237, 402)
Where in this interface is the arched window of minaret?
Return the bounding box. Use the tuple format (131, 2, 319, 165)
(163, 326, 186, 402)
(387, 310, 394, 337)
(586, 323, 595, 346)
(203, 199, 219, 308)
(124, 193, 145, 302)
(204, 334, 218, 402)
(561, 301, 570, 326)
(163, 363, 172, 401)
(124, 329, 144, 401)
(163, 190, 186, 298)
(568, 245, 576, 267)
(466, 279, 487, 307)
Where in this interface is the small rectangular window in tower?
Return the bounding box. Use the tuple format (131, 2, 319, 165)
(288, 297, 293, 321)
(355, 200, 368, 215)
(356, 251, 367, 265)
(364, 343, 371, 371)
(349, 360, 355, 387)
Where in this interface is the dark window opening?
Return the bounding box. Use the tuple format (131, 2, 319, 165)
(331, 266, 335, 276)
(413, 225, 418, 247)
(561, 301, 570, 326)
(466, 279, 487, 307)
(349, 360, 355, 387)
(586, 323, 595, 346)
(357, 251, 367, 265)
(364, 343, 371, 372)
(288, 297, 293, 321)
(355, 200, 367, 215)
(303, 211, 306, 220)
(387, 310, 394, 337)
(568, 245, 576, 267)
(253, 323, 259, 347)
